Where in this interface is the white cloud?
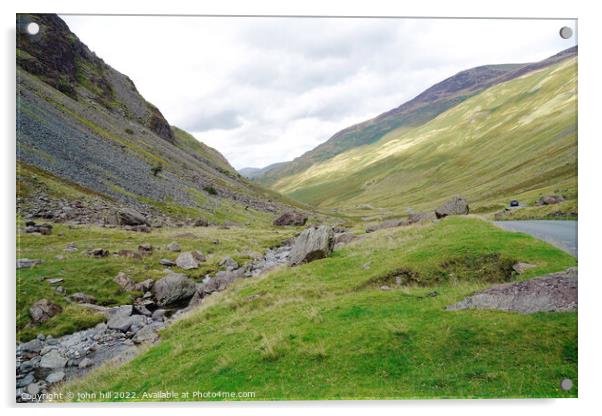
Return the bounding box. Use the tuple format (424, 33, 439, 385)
(61, 15, 576, 169)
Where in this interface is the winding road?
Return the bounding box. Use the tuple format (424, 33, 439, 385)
(494, 220, 577, 257)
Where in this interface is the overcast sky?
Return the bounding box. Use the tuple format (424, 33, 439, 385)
(61, 16, 576, 169)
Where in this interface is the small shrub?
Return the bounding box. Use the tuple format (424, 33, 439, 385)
(203, 185, 218, 195)
(151, 163, 163, 177)
(125, 128, 134, 135)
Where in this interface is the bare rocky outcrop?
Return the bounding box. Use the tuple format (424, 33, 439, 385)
(447, 268, 577, 313)
(435, 196, 469, 219)
(288, 225, 335, 266)
(273, 211, 308, 226)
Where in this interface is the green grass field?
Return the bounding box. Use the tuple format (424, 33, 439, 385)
(56, 217, 577, 400)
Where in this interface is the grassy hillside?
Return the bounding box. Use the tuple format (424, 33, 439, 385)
(271, 57, 577, 218)
(58, 217, 577, 400)
(256, 48, 576, 188)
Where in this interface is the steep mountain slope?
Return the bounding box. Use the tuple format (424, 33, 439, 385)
(16, 14, 299, 226)
(256, 47, 577, 188)
(270, 55, 577, 217)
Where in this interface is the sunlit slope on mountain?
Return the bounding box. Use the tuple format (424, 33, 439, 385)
(273, 57, 577, 215)
(256, 47, 576, 188)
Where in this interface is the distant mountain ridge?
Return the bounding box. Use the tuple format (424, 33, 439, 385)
(255, 46, 577, 187)
(268, 49, 577, 216)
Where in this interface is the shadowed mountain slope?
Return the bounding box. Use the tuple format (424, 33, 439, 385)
(17, 14, 302, 225)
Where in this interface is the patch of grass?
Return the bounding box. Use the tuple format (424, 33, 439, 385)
(58, 217, 577, 400)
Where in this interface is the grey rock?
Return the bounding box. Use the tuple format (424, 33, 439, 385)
(68, 292, 96, 304)
(39, 350, 67, 368)
(288, 225, 335, 266)
(160, 258, 176, 266)
(166, 241, 181, 252)
(513, 262, 537, 274)
(20, 338, 44, 353)
(117, 208, 149, 226)
(219, 256, 238, 270)
(273, 211, 308, 226)
(537, 195, 566, 205)
(134, 278, 154, 292)
(46, 371, 65, 383)
(435, 196, 469, 219)
(78, 357, 94, 368)
(334, 232, 358, 249)
(152, 272, 196, 307)
(45, 278, 64, 284)
(114, 272, 136, 291)
(151, 309, 167, 321)
(29, 299, 62, 323)
(447, 268, 578, 313)
(17, 258, 42, 269)
(17, 373, 35, 388)
(26, 382, 42, 396)
(132, 325, 159, 344)
(175, 251, 204, 270)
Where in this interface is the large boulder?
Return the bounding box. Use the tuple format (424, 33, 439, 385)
(29, 299, 62, 323)
(273, 211, 308, 226)
(537, 195, 565, 205)
(175, 251, 205, 270)
(116, 208, 149, 226)
(152, 273, 196, 307)
(288, 225, 335, 266)
(435, 196, 469, 219)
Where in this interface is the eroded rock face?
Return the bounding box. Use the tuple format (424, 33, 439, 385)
(435, 196, 469, 219)
(152, 273, 196, 307)
(273, 211, 308, 226)
(288, 225, 335, 266)
(447, 268, 578, 313)
(29, 299, 62, 323)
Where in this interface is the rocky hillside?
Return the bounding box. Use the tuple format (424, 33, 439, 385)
(255, 47, 577, 187)
(267, 51, 577, 217)
(16, 14, 300, 227)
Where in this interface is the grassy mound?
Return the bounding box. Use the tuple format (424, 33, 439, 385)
(57, 217, 577, 400)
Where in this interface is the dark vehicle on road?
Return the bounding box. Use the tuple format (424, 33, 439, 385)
(510, 200, 520, 207)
